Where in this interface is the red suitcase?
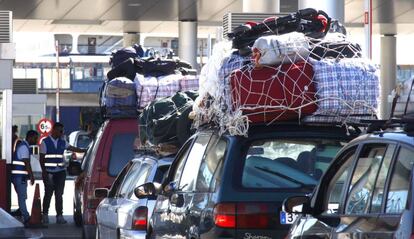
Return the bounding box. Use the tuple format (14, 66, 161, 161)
(230, 61, 317, 123)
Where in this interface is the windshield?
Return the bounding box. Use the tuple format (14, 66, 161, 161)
(241, 139, 346, 189)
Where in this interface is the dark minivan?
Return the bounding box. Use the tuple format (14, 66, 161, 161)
(136, 124, 359, 239)
(284, 126, 414, 239)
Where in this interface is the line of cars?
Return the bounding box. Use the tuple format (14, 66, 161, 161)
(69, 116, 414, 239)
(68, 118, 140, 238)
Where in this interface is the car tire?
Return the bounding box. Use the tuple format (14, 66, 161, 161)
(73, 202, 82, 227)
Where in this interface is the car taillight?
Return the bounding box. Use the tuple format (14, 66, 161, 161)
(214, 203, 271, 229)
(132, 206, 148, 230)
(214, 203, 236, 228)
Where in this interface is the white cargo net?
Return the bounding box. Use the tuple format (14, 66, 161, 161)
(193, 33, 379, 136)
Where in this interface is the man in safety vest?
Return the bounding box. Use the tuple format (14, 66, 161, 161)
(12, 130, 38, 225)
(39, 122, 86, 224)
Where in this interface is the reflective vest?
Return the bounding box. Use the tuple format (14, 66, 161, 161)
(12, 140, 29, 176)
(43, 136, 66, 171)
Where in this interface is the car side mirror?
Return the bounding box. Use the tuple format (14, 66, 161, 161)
(283, 195, 312, 214)
(67, 160, 82, 176)
(134, 182, 160, 199)
(94, 188, 109, 198)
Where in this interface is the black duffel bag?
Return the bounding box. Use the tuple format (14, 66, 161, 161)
(107, 58, 137, 81)
(107, 58, 194, 81)
(140, 91, 198, 146)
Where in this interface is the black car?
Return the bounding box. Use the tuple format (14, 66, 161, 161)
(284, 126, 414, 239)
(135, 124, 358, 239)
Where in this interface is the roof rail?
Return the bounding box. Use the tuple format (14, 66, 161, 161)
(361, 116, 414, 133)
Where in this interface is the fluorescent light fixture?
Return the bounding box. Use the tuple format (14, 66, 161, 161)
(128, 3, 141, 7)
(51, 20, 103, 25)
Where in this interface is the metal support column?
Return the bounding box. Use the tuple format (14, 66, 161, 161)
(380, 35, 397, 119)
(298, 0, 345, 23)
(178, 0, 198, 69)
(0, 11, 14, 212)
(1, 90, 12, 163)
(72, 34, 79, 54)
(123, 32, 140, 47)
(179, 21, 198, 69)
(243, 0, 280, 13)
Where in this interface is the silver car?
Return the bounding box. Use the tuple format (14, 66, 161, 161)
(95, 154, 173, 239)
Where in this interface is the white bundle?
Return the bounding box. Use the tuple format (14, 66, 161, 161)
(252, 32, 310, 66)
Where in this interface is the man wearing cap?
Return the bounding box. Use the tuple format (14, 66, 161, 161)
(39, 122, 86, 224)
(11, 130, 38, 225)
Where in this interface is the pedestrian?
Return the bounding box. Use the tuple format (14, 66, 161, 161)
(11, 130, 38, 226)
(39, 122, 86, 224)
(12, 125, 19, 152)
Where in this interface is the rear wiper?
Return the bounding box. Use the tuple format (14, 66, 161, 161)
(254, 166, 314, 188)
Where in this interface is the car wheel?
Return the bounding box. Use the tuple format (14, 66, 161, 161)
(73, 202, 82, 227)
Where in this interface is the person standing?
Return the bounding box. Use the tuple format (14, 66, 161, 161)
(11, 130, 38, 225)
(39, 122, 86, 224)
(12, 125, 19, 152)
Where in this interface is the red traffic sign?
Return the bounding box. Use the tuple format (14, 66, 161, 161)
(37, 118, 53, 135)
(38, 135, 48, 146)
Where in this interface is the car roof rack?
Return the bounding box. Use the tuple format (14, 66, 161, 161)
(361, 116, 414, 133)
(197, 120, 364, 136)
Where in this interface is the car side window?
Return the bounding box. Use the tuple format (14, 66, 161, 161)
(178, 133, 212, 192)
(385, 146, 414, 214)
(171, 142, 193, 186)
(324, 147, 356, 214)
(116, 162, 142, 198)
(87, 124, 105, 176)
(129, 163, 152, 199)
(370, 144, 396, 213)
(108, 162, 132, 198)
(196, 137, 227, 192)
(154, 165, 170, 184)
(345, 144, 387, 214)
(108, 133, 137, 177)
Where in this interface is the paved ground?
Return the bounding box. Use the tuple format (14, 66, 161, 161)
(8, 179, 82, 238)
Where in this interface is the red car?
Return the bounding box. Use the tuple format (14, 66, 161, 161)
(70, 118, 139, 239)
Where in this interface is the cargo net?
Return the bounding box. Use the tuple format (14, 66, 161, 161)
(193, 34, 379, 136)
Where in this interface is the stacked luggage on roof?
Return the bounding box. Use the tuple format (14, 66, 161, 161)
(193, 8, 380, 136)
(100, 45, 200, 148)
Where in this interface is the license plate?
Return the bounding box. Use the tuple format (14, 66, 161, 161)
(280, 211, 298, 224)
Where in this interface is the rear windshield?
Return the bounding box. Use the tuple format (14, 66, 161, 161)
(108, 133, 138, 177)
(241, 139, 346, 189)
(76, 134, 92, 148)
